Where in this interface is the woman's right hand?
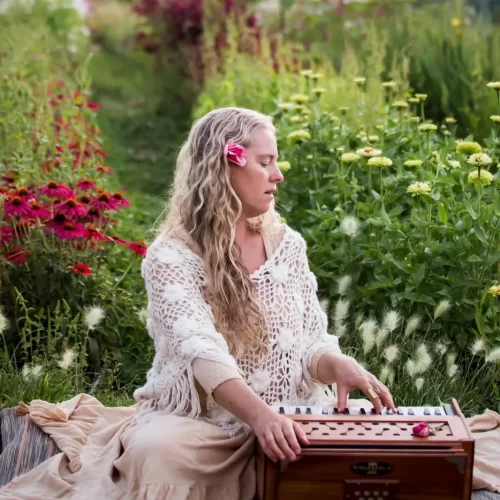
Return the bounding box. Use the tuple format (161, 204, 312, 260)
(251, 409, 310, 462)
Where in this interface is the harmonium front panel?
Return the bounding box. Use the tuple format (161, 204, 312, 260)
(256, 400, 474, 500)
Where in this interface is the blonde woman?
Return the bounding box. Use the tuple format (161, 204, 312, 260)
(112, 106, 396, 499)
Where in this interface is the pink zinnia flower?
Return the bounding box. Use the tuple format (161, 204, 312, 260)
(4, 247, 30, 265)
(412, 422, 430, 437)
(87, 102, 100, 110)
(54, 198, 87, 218)
(4, 196, 32, 218)
(39, 181, 76, 199)
(96, 164, 113, 174)
(91, 192, 118, 211)
(76, 178, 96, 191)
(111, 191, 131, 208)
(0, 225, 14, 244)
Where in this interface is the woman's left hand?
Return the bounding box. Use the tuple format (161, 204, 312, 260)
(325, 352, 397, 414)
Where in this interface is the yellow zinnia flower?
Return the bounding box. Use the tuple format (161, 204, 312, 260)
(468, 170, 494, 185)
(404, 160, 423, 168)
(290, 94, 309, 104)
(354, 77, 366, 85)
(490, 115, 500, 123)
(487, 82, 500, 90)
(368, 156, 393, 167)
(287, 129, 311, 145)
(356, 147, 382, 157)
(392, 101, 409, 109)
(300, 69, 313, 77)
(415, 93, 428, 100)
(382, 81, 397, 89)
(312, 87, 326, 95)
(445, 117, 457, 124)
(277, 161, 291, 172)
(467, 153, 493, 167)
(278, 102, 296, 111)
(407, 182, 431, 196)
(456, 141, 482, 155)
(408, 98, 420, 104)
(341, 153, 361, 163)
(419, 123, 438, 132)
(488, 285, 500, 296)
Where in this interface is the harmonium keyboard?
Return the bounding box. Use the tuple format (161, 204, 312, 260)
(256, 399, 474, 500)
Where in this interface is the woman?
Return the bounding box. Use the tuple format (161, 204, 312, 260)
(0, 106, 395, 500)
(117, 106, 395, 498)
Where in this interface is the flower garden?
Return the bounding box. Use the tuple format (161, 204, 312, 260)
(0, 0, 499, 417)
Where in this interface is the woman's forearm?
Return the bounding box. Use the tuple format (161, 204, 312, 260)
(212, 378, 273, 427)
(316, 351, 344, 384)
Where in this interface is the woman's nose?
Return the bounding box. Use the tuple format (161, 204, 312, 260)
(271, 165, 284, 183)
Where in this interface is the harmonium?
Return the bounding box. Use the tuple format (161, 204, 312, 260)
(256, 399, 474, 500)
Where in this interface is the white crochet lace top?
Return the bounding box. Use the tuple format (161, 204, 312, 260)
(133, 224, 341, 435)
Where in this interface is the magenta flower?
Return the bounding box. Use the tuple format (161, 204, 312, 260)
(4, 196, 32, 218)
(54, 198, 88, 218)
(39, 181, 76, 199)
(224, 142, 247, 167)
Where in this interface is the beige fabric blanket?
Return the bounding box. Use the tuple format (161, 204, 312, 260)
(0, 394, 499, 498)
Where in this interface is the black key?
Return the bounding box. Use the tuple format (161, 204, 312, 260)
(408, 408, 414, 415)
(397, 408, 404, 415)
(343, 408, 350, 414)
(334, 407, 339, 414)
(434, 409, 441, 415)
(360, 408, 366, 415)
(424, 408, 431, 415)
(322, 407, 328, 415)
(371, 408, 377, 414)
(386, 408, 393, 415)
(306, 407, 312, 414)
(295, 407, 301, 414)
(279, 406, 285, 414)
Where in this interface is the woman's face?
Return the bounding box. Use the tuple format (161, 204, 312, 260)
(229, 127, 284, 219)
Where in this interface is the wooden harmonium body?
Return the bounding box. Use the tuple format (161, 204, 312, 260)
(256, 399, 474, 500)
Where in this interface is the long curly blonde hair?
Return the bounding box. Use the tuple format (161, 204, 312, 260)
(155, 107, 282, 356)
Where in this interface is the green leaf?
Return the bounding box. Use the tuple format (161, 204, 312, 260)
(380, 205, 391, 225)
(371, 190, 381, 201)
(437, 204, 448, 223)
(465, 205, 477, 220)
(413, 264, 426, 285)
(473, 225, 488, 246)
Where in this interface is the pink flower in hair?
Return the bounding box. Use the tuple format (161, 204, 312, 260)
(224, 142, 247, 167)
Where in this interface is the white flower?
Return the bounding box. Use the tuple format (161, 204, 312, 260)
(84, 306, 105, 330)
(382, 310, 401, 332)
(485, 347, 500, 363)
(250, 370, 271, 393)
(414, 344, 432, 373)
(163, 284, 187, 303)
(435, 342, 447, 356)
(406, 359, 416, 376)
(467, 153, 493, 167)
(446, 352, 457, 368)
(22, 365, 31, 379)
(57, 348, 75, 370)
(270, 264, 289, 284)
(334, 299, 350, 324)
(448, 364, 459, 378)
(337, 275, 352, 295)
(375, 328, 389, 348)
(157, 246, 180, 265)
(335, 324, 347, 337)
(360, 319, 377, 354)
(319, 298, 329, 314)
(415, 378, 424, 392)
(340, 216, 360, 238)
(0, 309, 8, 334)
(434, 300, 451, 320)
(404, 315, 421, 337)
(277, 328, 295, 352)
(31, 365, 43, 378)
(384, 345, 400, 364)
(448, 160, 461, 169)
(379, 366, 393, 385)
(470, 339, 485, 356)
